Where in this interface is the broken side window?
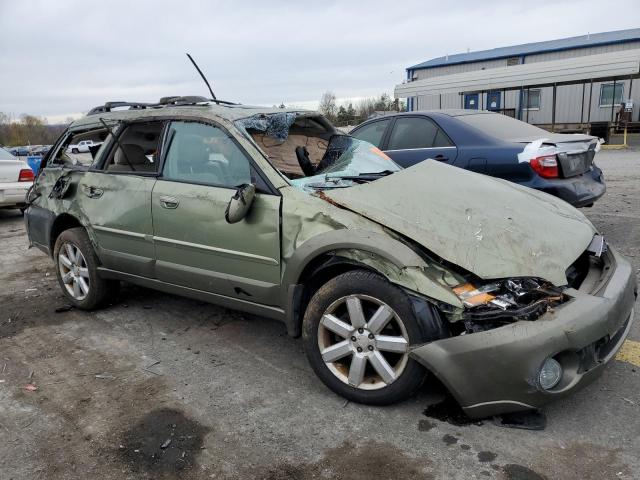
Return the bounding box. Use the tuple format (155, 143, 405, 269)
(50, 127, 112, 167)
(102, 121, 165, 173)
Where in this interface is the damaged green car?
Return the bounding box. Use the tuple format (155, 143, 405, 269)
(25, 98, 636, 417)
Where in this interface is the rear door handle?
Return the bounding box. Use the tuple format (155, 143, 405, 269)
(83, 185, 103, 198)
(159, 195, 179, 209)
(433, 155, 449, 162)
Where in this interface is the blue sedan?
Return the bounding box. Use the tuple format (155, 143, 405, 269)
(350, 110, 605, 207)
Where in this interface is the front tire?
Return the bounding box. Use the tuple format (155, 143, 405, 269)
(302, 270, 427, 405)
(53, 227, 119, 309)
(71, 148, 79, 154)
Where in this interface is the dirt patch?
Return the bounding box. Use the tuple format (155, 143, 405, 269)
(478, 451, 498, 463)
(117, 408, 209, 478)
(0, 293, 83, 339)
(1, 326, 209, 480)
(529, 442, 630, 480)
(418, 419, 435, 431)
(501, 464, 547, 480)
(442, 434, 458, 446)
(248, 440, 433, 480)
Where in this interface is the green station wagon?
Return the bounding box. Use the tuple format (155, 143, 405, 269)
(25, 97, 636, 417)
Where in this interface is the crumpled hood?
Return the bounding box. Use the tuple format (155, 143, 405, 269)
(324, 161, 596, 286)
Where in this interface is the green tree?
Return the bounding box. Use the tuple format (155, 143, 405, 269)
(336, 105, 349, 125)
(318, 91, 337, 122)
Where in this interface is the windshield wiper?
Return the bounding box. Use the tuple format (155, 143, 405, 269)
(324, 170, 396, 182)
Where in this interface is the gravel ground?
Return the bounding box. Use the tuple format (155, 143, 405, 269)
(0, 149, 639, 480)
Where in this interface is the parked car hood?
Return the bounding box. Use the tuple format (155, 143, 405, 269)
(324, 161, 596, 286)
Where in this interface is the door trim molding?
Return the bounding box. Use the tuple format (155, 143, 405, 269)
(93, 225, 148, 239)
(153, 235, 279, 266)
(97, 267, 285, 321)
(384, 146, 457, 153)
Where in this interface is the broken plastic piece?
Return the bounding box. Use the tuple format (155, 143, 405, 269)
(586, 234, 607, 257)
(489, 297, 513, 310)
(24, 384, 38, 392)
(453, 282, 500, 307)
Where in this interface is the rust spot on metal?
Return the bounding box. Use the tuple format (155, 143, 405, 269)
(315, 190, 346, 209)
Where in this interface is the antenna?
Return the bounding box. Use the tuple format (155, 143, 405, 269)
(186, 53, 217, 101)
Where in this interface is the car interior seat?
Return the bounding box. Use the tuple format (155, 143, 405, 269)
(109, 144, 155, 172)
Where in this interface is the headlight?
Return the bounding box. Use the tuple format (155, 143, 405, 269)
(538, 357, 563, 390)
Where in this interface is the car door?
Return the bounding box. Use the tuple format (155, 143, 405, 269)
(382, 116, 458, 168)
(76, 120, 165, 278)
(151, 120, 281, 305)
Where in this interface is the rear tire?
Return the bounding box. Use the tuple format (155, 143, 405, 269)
(302, 270, 427, 405)
(53, 227, 119, 309)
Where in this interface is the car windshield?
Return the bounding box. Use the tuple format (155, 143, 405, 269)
(290, 136, 401, 191)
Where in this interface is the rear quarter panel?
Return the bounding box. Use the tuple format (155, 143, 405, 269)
(431, 114, 535, 182)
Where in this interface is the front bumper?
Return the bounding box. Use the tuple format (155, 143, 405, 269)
(0, 181, 30, 208)
(410, 247, 637, 418)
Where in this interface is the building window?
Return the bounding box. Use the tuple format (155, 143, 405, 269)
(599, 83, 624, 107)
(506, 57, 520, 66)
(522, 89, 541, 110)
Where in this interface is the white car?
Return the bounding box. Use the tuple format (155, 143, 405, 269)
(66, 139, 100, 154)
(0, 147, 33, 210)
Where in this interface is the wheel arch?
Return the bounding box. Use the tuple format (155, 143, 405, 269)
(281, 229, 461, 337)
(49, 213, 85, 256)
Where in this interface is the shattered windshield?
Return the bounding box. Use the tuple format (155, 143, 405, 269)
(290, 136, 401, 191)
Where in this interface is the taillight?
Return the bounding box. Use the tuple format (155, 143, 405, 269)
(18, 168, 34, 182)
(530, 154, 558, 178)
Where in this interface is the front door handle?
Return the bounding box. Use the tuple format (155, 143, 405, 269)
(159, 195, 179, 209)
(433, 154, 449, 162)
(83, 185, 104, 198)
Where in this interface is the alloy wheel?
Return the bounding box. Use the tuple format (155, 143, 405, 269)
(317, 294, 410, 390)
(58, 242, 90, 300)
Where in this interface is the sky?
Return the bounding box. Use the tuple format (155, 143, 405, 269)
(1, 0, 639, 123)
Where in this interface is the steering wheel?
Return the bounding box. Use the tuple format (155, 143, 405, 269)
(295, 146, 316, 176)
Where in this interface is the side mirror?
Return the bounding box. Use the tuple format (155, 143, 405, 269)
(225, 183, 256, 224)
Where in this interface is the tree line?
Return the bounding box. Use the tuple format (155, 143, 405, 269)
(1, 92, 403, 147)
(318, 91, 405, 127)
(0, 112, 69, 147)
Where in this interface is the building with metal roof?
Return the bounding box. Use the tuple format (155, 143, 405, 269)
(395, 29, 640, 134)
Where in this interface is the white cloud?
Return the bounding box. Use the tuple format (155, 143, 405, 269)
(1, 0, 639, 119)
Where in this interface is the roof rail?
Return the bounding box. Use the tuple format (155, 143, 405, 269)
(87, 101, 154, 116)
(87, 96, 239, 116)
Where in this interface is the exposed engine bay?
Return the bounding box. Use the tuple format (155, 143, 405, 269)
(452, 278, 565, 333)
(449, 239, 608, 334)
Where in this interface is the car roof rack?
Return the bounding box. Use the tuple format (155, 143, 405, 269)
(87, 96, 238, 116)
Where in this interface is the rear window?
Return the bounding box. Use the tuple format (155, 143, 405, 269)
(456, 113, 549, 141)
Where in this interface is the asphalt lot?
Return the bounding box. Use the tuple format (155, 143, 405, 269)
(1, 149, 639, 480)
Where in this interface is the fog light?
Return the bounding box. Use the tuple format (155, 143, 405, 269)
(538, 358, 562, 390)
